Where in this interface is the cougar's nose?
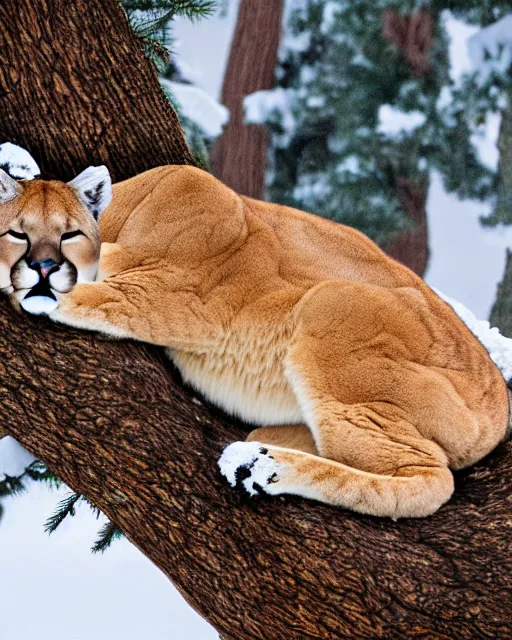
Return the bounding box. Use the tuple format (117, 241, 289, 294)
(27, 258, 60, 279)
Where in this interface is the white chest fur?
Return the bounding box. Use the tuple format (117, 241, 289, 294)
(166, 328, 303, 426)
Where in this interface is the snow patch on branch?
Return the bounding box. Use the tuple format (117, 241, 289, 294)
(0, 142, 40, 180)
(468, 15, 512, 86)
(244, 88, 296, 145)
(377, 105, 426, 138)
(160, 79, 229, 138)
(436, 289, 512, 383)
(244, 88, 293, 124)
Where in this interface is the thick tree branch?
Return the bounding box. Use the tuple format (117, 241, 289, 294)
(3, 302, 512, 639)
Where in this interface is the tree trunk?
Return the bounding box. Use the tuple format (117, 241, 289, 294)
(491, 249, 512, 338)
(0, 0, 195, 181)
(211, 0, 284, 198)
(381, 176, 430, 277)
(2, 2, 512, 639)
(381, 9, 432, 277)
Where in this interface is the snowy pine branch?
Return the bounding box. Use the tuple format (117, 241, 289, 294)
(121, 0, 215, 21)
(0, 460, 58, 504)
(122, 0, 215, 57)
(0, 473, 26, 498)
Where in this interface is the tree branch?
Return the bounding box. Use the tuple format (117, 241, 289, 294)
(3, 301, 512, 639)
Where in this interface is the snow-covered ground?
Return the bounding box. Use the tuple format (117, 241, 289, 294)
(2, 5, 512, 640)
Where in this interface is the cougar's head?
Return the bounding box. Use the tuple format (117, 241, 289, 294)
(0, 166, 112, 309)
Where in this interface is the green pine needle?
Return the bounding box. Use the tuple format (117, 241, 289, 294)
(0, 474, 26, 498)
(44, 492, 82, 535)
(92, 521, 124, 554)
(25, 460, 61, 489)
(121, 0, 215, 21)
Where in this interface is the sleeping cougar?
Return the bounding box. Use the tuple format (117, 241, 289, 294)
(0, 165, 509, 518)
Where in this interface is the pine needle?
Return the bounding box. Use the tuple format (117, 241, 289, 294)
(92, 521, 124, 554)
(44, 492, 82, 534)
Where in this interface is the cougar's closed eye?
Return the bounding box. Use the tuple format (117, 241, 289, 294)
(61, 230, 85, 243)
(6, 230, 29, 243)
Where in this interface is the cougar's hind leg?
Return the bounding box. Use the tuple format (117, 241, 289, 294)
(221, 405, 453, 518)
(220, 280, 454, 518)
(246, 425, 318, 455)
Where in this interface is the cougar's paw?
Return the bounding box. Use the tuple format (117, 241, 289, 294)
(218, 441, 281, 497)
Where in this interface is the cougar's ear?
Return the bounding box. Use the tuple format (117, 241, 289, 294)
(0, 168, 22, 204)
(68, 165, 112, 221)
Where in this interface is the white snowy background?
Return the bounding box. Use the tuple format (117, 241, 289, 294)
(1, 3, 512, 639)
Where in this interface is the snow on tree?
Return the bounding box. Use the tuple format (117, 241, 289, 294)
(255, 0, 500, 276)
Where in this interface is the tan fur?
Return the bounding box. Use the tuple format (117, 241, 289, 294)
(3, 166, 509, 518)
(0, 179, 100, 307)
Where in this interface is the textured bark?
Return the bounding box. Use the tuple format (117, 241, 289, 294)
(0, 0, 195, 181)
(491, 251, 512, 338)
(382, 176, 430, 277)
(3, 305, 512, 640)
(1, 2, 512, 639)
(211, 0, 284, 198)
(383, 9, 433, 76)
(380, 8, 432, 276)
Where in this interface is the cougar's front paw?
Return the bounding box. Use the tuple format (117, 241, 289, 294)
(218, 441, 281, 496)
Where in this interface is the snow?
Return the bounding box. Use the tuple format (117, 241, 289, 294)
(321, 2, 340, 35)
(244, 88, 296, 144)
(468, 15, 512, 86)
(283, 29, 311, 53)
(377, 105, 426, 137)
(293, 174, 331, 203)
(307, 95, 326, 108)
(442, 12, 478, 83)
(435, 289, 512, 383)
(161, 79, 229, 138)
(218, 441, 279, 495)
(0, 142, 40, 180)
(172, 0, 241, 99)
(470, 111, 501, 172)
(244, 88, 292, 125)
(337, 155, 361, 175)
(0, 482, 215, 640)
(0, 437, 36, 477)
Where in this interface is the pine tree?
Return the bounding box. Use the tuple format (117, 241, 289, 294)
(212, 0, 285, 198)
(260, 0, 498, 265)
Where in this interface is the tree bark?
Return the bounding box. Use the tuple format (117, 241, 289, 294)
(3, 304, 512, 640)
(211, 0, 284, 198)
(382, 9, 432, 76)
(1, 2, 512, 639)
(490, 250, 512, 339)
(0, 0, 195, 181)
(381, 9, 433, 277)
(381, 176, 430, 277)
